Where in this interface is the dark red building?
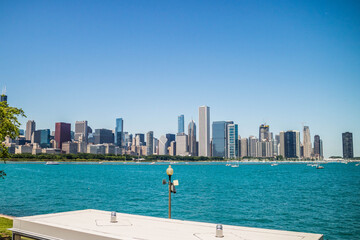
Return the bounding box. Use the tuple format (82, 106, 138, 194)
(55, 122, 71, 149)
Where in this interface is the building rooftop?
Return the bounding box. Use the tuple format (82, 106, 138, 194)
(11, 209, 323, 240)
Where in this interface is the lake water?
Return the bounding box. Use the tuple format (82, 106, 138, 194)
(0, 162, 359, 239)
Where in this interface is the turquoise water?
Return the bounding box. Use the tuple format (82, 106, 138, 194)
(1, 162, 359, 239)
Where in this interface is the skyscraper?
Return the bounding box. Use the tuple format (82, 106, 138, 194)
(313, 135, 323, 159)
(176, 133, 188, 156)
(146, 131, 154, 155)
(0, 94, 7, 102)
(248, 136, 258, 157)
(26, 120, 36, 141)
(159, 135, 169, 155)
(279, 131, 285, 157)
(32, 129, 50, 148)
(227, 123, 238, 159)
(303, 126, 312, 159)
(284, 130, 300, 158)
(135, 133, 145, 146)
(75, 121, 88, 143)
(115, 118, 123, 147)
(212, 121, 227, 157)
(55, 122, 71, 149)
(240, 138, 248, 157)
(178, 115, 184, 134)
(93, 129, 114, 144)
(199, 106, 210, 157)
(259, 124, 270, 141)
(188, 120, 197, 156)
(342, 132, 353, 159)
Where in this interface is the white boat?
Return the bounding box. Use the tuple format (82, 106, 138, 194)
(231, 165, 239, 168)
(355, 163, 359, 166)
(150, 162, 156, 165)
(271, 163, 278, 166)
(316, 165, 324, 169)
(46, 161, 59, 165)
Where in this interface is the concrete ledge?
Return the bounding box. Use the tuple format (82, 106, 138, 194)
(10, 209, 323, 240)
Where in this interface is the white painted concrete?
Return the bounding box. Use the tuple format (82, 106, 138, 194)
(10, 209, 323, 240)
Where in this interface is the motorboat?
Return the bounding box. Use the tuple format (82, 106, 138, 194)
(46, 161, 59, 165)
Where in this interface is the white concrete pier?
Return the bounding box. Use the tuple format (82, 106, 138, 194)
(10, 209, 323, 240)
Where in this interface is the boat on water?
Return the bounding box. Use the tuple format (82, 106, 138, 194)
(316, 165, 324, 169)
(150, 162, 156, 165)
(271, 163, 278, 166)
(355, 163, 359, 166)
(46, 161, 59, 165)
(231, 164, 239, 168)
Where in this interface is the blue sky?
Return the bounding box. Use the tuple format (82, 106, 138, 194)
(1, 0, 359, 157)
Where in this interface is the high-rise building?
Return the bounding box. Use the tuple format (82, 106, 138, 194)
(0, 94, 7, 102)
(26, 120, 36, 141)
(75, 121, 88, 143)
(259, 124, 270, 142)
(135, 133, 145, 146)
(240, 138, 248, 157)
(303, 126, 312, 159)
(212, 121, 227, 157)
(188, 120, 197, 156)
(93, 129, 114, 144)
(153, 137, 159, 155)
(62, 141, 78, 154)
(159, 135, 169, 155)
(146, 131, 154, 155)
(199, 106, 210, 157)
(279, 131, 285, 157)
(178, 115, 184, 134)
(32, 129, 50, 148)
(176, 133, 188, 156)
(55, 122, 71, 149)
(248, 136, 258, 157)
(115, 118, 123, 147)
(284, 130, 300, 158)
(313, 135, 323, 159)
(342, 132, 354, 159)
(227, 124, 238, 159)
(169, 141, 176, 156)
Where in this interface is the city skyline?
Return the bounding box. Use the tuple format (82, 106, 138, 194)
(16, 106, 351, 158)
(1, 1, 359, 157)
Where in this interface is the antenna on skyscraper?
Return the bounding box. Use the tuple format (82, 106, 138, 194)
(2, 86, 6, 95)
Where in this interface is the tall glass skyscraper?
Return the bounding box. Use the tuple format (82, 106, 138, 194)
(284, 130, 300, 158)
(212, 121, 226, 157)
(227, 123, 238, 159)
(39, 129, 50, 148)
(178, 115, 184, 134)
(115, 118, 123, 147)
(188, 120, 197, 156)
(342, 132, 353, 159)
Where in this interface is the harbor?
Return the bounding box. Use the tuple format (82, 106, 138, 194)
(1, 162, 359, 239)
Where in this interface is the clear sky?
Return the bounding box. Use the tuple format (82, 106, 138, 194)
(1, 0, 359, 157)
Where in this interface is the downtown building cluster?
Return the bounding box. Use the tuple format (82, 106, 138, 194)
(1, 94, 355, 159)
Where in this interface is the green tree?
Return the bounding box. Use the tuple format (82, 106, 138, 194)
(0, 100, 26, 179)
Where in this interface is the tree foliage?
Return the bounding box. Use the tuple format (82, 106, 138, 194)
(0, 101, 26, 178)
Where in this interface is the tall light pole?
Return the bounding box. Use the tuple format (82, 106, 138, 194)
(163, 165, 178, 219)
